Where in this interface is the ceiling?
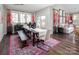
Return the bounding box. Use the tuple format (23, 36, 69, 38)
(4, 4, 53, 13)
(53, 4, 79, 13)
(62, 4, 79, 13)
(4, 4, 79, 13)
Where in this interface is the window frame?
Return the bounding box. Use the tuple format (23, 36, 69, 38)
(11, 11, 19, 25)
(11, 10, 32, 25)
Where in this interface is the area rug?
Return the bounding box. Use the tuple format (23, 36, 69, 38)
(37, 38, 60, 51)
(44, 38, 60, 48)
(9, 35, 60, 55)
(9, 35, 47, 55)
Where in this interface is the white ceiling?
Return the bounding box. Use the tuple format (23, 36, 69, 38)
(4, 4, 79, 13)
(53, 4, 79, 13)
(62, 4, 79, 13)
(4, 4, 53, 13)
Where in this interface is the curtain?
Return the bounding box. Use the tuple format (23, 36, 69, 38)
(7, 9, 12, 26)
(53, 10, 59, 26)
(68, 15, 73, 23)
(65, 15, 67, 23)
(65, 15, 72, 23)
(53, 10, 56, 26)
(70, 15, 73, 23)
(32, 15, 35, 22)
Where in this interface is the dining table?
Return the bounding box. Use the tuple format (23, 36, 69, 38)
(23, 25, 47, 46)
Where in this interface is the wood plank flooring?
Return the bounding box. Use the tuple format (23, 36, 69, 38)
(1, 32, 79, 55)
(48, 33, 79, 55)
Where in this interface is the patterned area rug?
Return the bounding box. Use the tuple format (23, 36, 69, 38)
(37, 38, 60, 51)
(9, 35, 60, 55)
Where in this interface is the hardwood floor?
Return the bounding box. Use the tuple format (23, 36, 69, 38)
(1, 32, 79, 55)
(0, 35, 10, 55)
(48, 33, 79, 55)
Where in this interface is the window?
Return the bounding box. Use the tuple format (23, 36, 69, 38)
(59, 9, 62, 16)
(62, 11, 65, 24)
(60, 17, 63, 24)
(36, 17, 41, 28)
(41, 16, 46, 28)
(59, 10, 65, 25)
(36, 16, 46, 28)
(11, 11, 32, 25)
(11, 12, 19, 24)
(73, 14, 79, 26)
(26, 14, 32, 24)
(19, 13, 26, 24)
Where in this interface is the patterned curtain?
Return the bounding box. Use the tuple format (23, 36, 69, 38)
(53, 9, 59, 26)
(7, 9, 12, 26)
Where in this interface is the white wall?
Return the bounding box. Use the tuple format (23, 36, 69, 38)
(0, 4, 4, 42)
(0, 4, 7, 42)
(35, 7, 53, 32)
(1, 5, 7, 35)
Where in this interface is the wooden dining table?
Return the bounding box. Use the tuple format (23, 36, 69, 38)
(23, 25, 47, 46)
(23, 27, 39, 46)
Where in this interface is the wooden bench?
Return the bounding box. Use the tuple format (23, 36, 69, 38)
(17, 30, 28, 48)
